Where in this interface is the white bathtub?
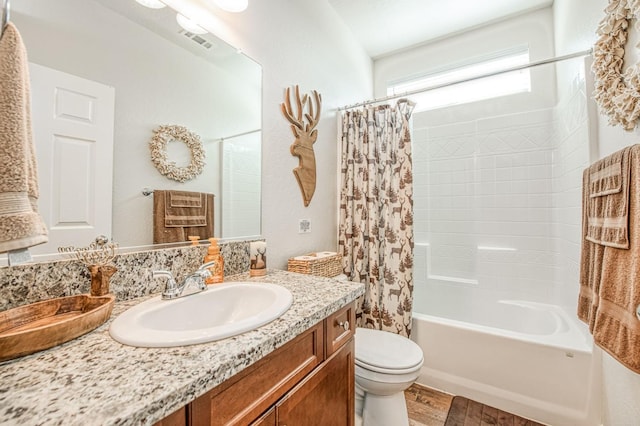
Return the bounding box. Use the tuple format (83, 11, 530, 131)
(411, 286, 601, 425)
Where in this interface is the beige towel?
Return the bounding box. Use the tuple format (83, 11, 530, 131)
(585, 146, 630, 249)
(0, 23, 48, 253)
(164, 190, 207, 227)
(579, 144, 640, 373)
(153, 190, 214, 244)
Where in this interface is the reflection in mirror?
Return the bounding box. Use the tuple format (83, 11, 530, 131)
(8, 0, 262, 262)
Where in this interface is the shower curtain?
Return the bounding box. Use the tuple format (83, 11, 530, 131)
(338, 100, 415, 337)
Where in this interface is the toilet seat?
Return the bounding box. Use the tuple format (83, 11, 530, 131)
(355, 328, 423, 375)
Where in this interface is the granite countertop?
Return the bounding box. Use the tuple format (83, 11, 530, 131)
(0, 270, 364, 426)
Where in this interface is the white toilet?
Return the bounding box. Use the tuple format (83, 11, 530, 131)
(354, 327, 424, 426)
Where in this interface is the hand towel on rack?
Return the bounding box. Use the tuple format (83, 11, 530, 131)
(0, 22, 48, 253)
(164, 190, 207, 227)
(153, 190, 214, 244)
(585, 146, 630, 249)
(578, 144, 640, 374)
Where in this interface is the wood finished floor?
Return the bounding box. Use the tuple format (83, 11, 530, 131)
(405, 384, 545, 426)
(405, 384, 453, 426)
(443, 396, 545, 426)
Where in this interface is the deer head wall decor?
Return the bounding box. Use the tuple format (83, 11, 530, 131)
(281, 85, 322, 207)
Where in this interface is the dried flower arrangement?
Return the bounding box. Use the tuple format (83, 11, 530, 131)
(149, 124, 206, 182)
(592, 0, 640, 131)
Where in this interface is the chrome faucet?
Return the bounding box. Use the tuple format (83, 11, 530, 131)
(152, 261, 216, 300)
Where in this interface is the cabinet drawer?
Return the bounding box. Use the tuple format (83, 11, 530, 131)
(325, 302, 355, 357)
(191, 322, 324, 426)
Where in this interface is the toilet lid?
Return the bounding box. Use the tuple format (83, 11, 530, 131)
(355, 328, 423, 371)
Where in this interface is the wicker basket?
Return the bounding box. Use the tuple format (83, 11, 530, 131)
(287, 252, 342, 277)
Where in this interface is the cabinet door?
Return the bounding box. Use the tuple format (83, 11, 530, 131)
(251, 408, 276, 426)
(191, 322, 324, 425)
(276, 337, 354, 426)
(153, 407, 187, 426)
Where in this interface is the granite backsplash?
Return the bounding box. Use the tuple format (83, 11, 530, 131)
(0, 239, 261, 311)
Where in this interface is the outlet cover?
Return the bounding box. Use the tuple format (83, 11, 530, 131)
(299, 219, 311, 233)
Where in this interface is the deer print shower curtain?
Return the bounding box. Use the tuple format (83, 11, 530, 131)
(338, 99, 415, 337)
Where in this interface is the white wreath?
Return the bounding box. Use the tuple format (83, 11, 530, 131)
(149, 125, 206, 183)
(592, 0, 640, 131)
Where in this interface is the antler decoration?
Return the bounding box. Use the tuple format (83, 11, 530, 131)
(58, 240, 119, 267)
(58, 239, 119, 296)
(281, 85, 322, 207)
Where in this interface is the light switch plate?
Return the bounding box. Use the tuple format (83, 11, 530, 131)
(7, 248, 32, 266)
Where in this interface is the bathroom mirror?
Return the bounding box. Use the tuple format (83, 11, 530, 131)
(9, 0, 262, 260)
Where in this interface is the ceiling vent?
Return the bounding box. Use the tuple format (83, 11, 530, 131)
(178, 29, 213, 49)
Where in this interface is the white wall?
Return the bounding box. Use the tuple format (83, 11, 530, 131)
(554, 0, 640, 424)
(373, 8, 555, 102)
(162, 0, 373, 268)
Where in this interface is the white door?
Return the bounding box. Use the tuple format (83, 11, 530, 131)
(29, 63, 115, 256)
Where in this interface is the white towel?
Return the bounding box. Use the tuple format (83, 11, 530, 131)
(0, 23, 48, 253)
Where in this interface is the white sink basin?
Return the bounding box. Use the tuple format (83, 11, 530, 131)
(109, 282, 292, 347)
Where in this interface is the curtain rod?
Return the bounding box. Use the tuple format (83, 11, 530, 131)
(338, 48, 593, 111)
(211, 128, 261, 143)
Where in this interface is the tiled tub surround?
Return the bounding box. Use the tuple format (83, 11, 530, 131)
(412, 70, 591, 310)
(410, 67, 598, 425)
(0, 269, 364, 425)
(0, 239, 255, 311)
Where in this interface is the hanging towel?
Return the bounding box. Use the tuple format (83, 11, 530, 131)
(0, 23, 48, 253)
(579, 144, 640, 374)
(164, 190, 207, 227)
(153, 190, 214, 244)
(585, 146, 630, 249)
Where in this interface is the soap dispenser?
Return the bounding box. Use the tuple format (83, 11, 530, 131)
(204, 238, 224, 284)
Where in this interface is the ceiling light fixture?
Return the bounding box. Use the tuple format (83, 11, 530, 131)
(134, 0, 167, 9)
(212, 0, 248, 13)
(176, 13, 208, 34)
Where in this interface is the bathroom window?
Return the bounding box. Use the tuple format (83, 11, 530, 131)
(387, 47, 531, 112)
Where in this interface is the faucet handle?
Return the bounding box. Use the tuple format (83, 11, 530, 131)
(197, 261, 216, 278)
(152, 270, 178, 294)
(152, 269, 175, 280)
(199, 261, 216, 271)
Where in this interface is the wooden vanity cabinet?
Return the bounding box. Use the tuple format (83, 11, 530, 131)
(191, 321, 325, 425)
(325, 302, 355, 357)
(250, 408, 275, 426)
(275, 337, 354, 425)
(154, 407, 188, 426)
(156, 302, 355, 426)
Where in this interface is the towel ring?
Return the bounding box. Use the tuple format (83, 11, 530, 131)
(1, 0, 9, 40)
